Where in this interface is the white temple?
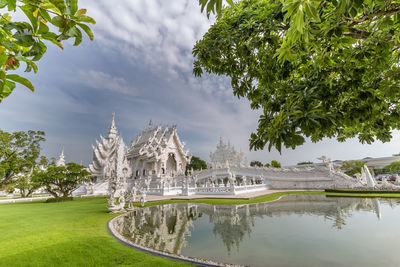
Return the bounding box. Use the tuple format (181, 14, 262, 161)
(209, 137, 247, 168)
(83, 114, 400, 211)
(87, 114, 190, 198)
(56, 147, 66, 167)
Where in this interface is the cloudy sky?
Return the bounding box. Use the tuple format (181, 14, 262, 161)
(1, 0, 400, 166)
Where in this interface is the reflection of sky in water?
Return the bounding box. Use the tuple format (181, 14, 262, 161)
(114, 195, 400, 267)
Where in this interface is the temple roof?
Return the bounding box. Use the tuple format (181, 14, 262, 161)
(56, 147, 65, 167)
(210, 137, 246, 167)
(88, 113, 125, 175)
(127, 122, 188, 160)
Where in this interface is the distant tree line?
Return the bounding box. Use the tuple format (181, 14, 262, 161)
(250, 160, 281, 168)
(186, 156, 207, 174)
(0, 130, 89, 200)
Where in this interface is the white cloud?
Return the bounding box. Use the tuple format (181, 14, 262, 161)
(78, 70, 136, 95)
(84, 0, 220, 90)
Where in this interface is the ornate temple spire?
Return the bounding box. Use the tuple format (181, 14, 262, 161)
(108, 112, 118, 139)
(56, 147, 66, 167)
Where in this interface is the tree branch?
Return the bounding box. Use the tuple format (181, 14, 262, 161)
(343, 8, 400, 27)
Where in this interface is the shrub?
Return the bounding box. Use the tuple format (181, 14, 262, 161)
(341, 160, 365, 176)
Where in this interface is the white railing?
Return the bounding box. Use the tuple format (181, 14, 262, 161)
(0, 195, 52, 204)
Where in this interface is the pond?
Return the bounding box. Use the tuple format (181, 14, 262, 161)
(112, 195, 400, 266)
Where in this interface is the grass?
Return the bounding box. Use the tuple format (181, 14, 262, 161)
(2, 191, 400, 267)
(0, 197, 190, 267)
(325, 188, 400, 194)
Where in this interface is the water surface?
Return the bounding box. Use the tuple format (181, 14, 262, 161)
(113, 195, 400, 266)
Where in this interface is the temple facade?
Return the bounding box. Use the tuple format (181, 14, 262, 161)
(126, 120, 190, 186)
(87, 114, 189, 196)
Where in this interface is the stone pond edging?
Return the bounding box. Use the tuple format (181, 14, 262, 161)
(107, 212, 242, 267)
(105, 193, 301, 267)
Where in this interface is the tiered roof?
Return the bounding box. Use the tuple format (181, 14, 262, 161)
(127, 122, 188, 161)
(210, 137, 245, 167)
(88, 113, 124, 176)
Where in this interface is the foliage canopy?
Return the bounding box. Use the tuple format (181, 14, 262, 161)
(0, 130, 45, 186)
(186, 156, 207, 174)
(250, 160, 263, 167)
(195, 0, 400, 152)
(33, 162, 90, 198)
(384, 160, 400, 173)
(341, 160, 365, 176)
(297, 161, 314, 165)
(0, 0, 95, 102)
(265, 160, 281, 168)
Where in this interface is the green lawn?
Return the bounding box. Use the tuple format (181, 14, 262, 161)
(1, 191, 400, 267)
(0, 197, 190, 267)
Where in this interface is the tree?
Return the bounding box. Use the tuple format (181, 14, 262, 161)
(13, 156, 48, 197)
(341, 160, 365, 176)
(0, 130, 45, 185)
(186, 156, 207, 174)
(195, 0, 400, 152)
(0, 0, 95, 102)
(198, 0, 233, 18)
(265, 160, 281, 168)
(297, 161, 313, 165)
(384, 160, 400, 173)
(34, 162, 90, 199)
(14, 169, 41, 197)
(250, 160, 263, 167)
(270, 160, 281, 168)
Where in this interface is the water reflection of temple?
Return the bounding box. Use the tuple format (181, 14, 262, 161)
(113, 195, 396, 255)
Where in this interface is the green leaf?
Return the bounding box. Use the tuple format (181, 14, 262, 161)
(39, 9, 52, 22)
(7, 0, 16, 11)
(49, 0, 66, 13)
(41, 32, 64, 49)
(76, 15, 96, 24)
(22, 41, 47, 61)
(65, 26, 82, 46)
(76, 8, 87, 16)
(0, 0, 7, 8)
(40, 2, 62, 15)
(6, 74, 34, 92)
(51, 16, 66, 28)
(13, 29, 35, 46)
(70, 0, 78, 15)
(294, 9, 304, 34)
(0, 80, 16, 101)
(304, 2, 320, 22)
(38, 21, 49, 34)
(19, 5, 38, 31)
(0, 52, 7, 67)
(77, 23, 93, 40)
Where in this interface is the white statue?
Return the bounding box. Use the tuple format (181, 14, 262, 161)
(126, 186, 137, 210)
(363, 165, 376, 188)
(139, 189, 147, 207)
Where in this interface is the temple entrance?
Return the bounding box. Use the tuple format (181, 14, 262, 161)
(166, 153, 177, 177)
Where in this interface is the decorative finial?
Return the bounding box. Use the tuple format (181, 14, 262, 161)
(108, 112, 117, 138)
(56, 146, 66, 167)
(149, 119, 153, 129)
